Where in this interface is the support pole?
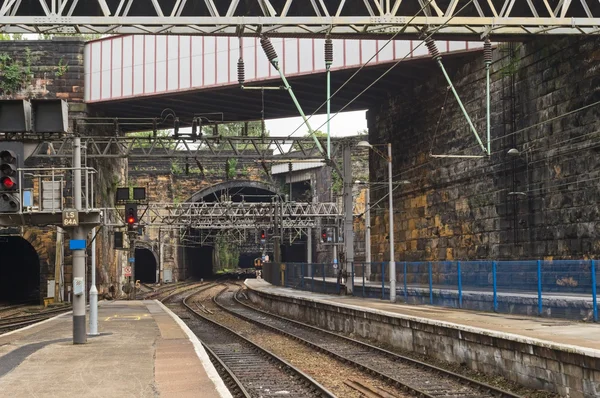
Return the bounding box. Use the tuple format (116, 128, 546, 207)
(277, 71, 325, 154)
(72, 136, 87, 344)
(307, 227, 312, 263)
(426, 38, 486, 154)
(129, 232, 136, 299)
(89, 227, 99, 336)
(388, 143, 396, 302)
(343, 145, 354, 294)
(325, 37, 333, 160)
(365, 186, 371, 280)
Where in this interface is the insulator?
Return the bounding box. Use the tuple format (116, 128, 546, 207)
(324, 38, 333, 65)
(237, 58, 245, 85)
(260, 36, 278, 67)
(425, 37, 441, 61)
(484, 38, 492, 64)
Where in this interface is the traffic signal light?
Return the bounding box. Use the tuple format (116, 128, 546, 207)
(125, 203, 138, 230)
(260, 229, 266, 240)
(321, 228, 328, 243)
(0, 148, 19, 212)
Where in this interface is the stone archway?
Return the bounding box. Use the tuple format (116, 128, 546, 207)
(182, 180, 281, 276)
(0, 236, 41, 303)
(134, 241, 158, 283)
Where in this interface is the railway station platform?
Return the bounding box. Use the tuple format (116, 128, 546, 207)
(245, 278, 600, 398)
(0, 300, 230, 398)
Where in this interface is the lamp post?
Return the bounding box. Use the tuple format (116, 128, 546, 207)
(356, 141, 408, 303)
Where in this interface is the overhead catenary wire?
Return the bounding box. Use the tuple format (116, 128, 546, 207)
(385, 99, 600, 185)
(283, 0, 438, 140)
(307, 0, 476, 138)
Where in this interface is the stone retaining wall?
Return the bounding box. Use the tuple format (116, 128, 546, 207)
(246, 283, 600, 398)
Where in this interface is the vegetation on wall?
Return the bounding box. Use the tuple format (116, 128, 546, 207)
(0, 49, 32, 95)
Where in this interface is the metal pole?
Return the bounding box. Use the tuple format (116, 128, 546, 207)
(326, 66, 331, 159)
(592, 259, 598, 322)
(365, 186, 371, 280)
(129, 232, 136, 299)
(72, 136, 86, 344)
(388, 143, 396, 302)
(277, 70, 325, 154)
(89, 227, 99, 336)
(343, 145, 354, 294)
(537, 260, 543, 316)
(307, 227, 312, 263)
(435, 60, 486, 153)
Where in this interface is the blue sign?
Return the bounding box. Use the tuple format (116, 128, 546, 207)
(69, 239, 86, 250)
(129, 258, 135, 263)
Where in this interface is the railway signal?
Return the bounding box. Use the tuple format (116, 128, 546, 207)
(260, 229, 266, 240)
(125, 203, 138, 231)
(321, 228, 328, 243)
(0, 148, 19, 212)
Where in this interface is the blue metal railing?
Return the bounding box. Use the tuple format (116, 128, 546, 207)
(263, 260, 599, 321)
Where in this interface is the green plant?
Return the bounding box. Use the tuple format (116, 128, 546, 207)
(332, 169, 343, 194)
(0, 53, 24, 94)
(55, 57, 68, 77)
(170, 161, 183, 175)
(226, 158, 238, 179)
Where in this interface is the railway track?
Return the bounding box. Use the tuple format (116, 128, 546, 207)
(0, 306, 72, 334)
(214, 285, 522, 398)
(163, 283, 334, 398)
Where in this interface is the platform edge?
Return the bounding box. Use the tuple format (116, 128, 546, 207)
(155, 299, 233, 398)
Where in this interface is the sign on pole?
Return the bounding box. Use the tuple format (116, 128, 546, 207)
(62, 210, 79, 227)
(124, 266, 132, 277)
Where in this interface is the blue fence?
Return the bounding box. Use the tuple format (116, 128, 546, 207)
(263, 260, 599, 321)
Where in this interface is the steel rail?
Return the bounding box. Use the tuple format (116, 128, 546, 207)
(213, 286, 522, 398)
(175, 285, 335, 398)
(0, 306, 72, 334)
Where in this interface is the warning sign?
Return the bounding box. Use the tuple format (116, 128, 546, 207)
(124, 266, 132, 277)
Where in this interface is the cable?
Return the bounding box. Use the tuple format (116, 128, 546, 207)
(308, 0, 475, 137)
(385, 99, 600, 184)
(283, 0, 437, 139)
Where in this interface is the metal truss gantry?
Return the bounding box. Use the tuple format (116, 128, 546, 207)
(136, 201, 341, 230)
(0, 1, 599, 37)
(23, 135, 350, 161)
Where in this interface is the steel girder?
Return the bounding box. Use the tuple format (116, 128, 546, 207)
(138, 201, 341, 229)
(22, 135, 354, 160)
(0, 1, 599, 37)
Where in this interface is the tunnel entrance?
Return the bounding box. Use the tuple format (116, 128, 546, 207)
(0, 237, 40, 303)
(182, 181, 280, 276)
(134, 248, 157, 283)
(185, 245, 214, 279)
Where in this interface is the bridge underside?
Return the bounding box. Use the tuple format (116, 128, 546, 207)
(88, 53, 476, 127)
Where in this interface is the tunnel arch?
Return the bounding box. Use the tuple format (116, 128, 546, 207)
(134, 243, 158, 283)
(186, 180, 280, 203)
(183, 180, 281, 277)
(0, 236, 40, 303)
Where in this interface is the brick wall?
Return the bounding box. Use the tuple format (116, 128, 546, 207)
(368, 37, 600, 263)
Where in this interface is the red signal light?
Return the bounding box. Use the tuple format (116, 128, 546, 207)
(1, 176, 15, 190)
(260, 230, 266, 240)
(127, 215, 135, 225)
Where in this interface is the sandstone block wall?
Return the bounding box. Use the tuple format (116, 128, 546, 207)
(368, 37, 600, 265)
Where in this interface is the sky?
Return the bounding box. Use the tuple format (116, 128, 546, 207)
(265, 110, 367, 138)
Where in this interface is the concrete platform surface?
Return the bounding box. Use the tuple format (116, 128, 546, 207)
(0, 300, 231, 398)
(246, 278, 600, 353)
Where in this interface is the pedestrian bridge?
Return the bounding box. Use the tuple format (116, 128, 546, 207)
(85, 35, 484, 123)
